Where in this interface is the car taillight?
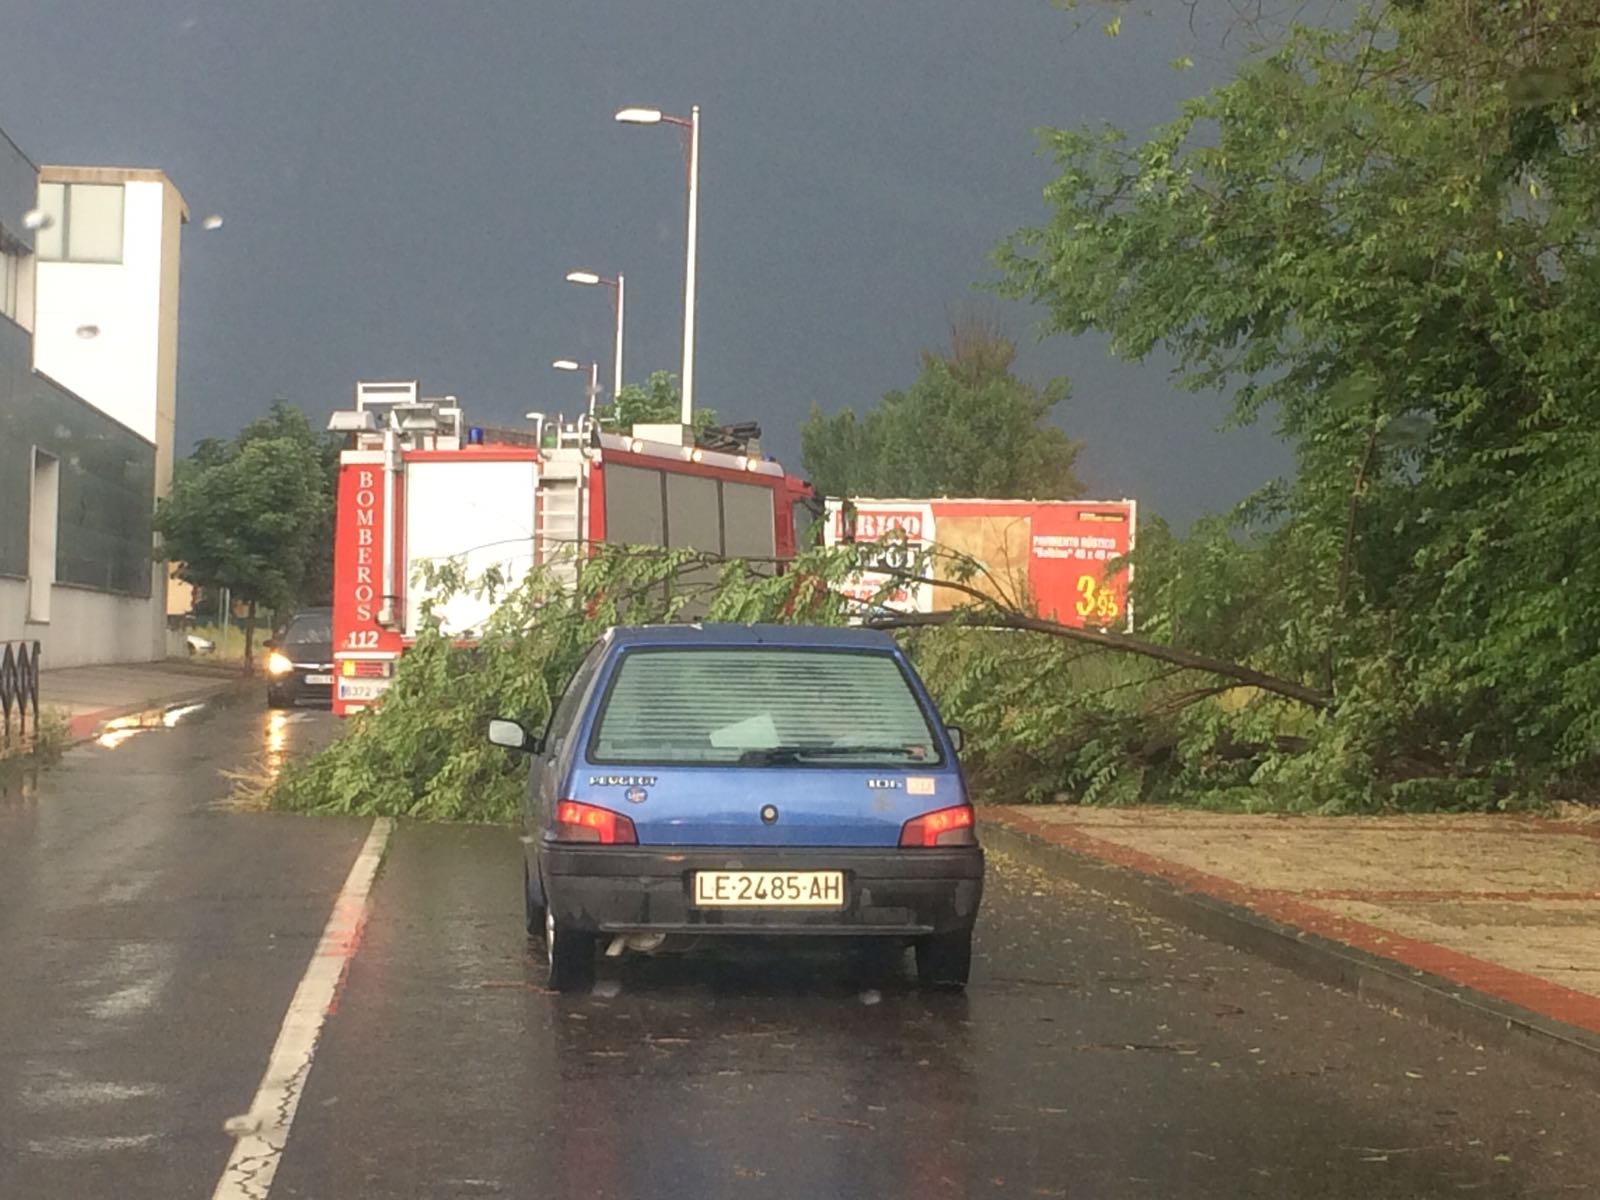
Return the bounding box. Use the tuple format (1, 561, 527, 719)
(553, 800, 637, 845)
(898, 804, 976, 848)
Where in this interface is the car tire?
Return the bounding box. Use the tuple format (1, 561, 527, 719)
(523, 860, 546, 938)
(266, 690, 290, 710)
(915, 929, 972, 990)
(545, 910, 596, 993)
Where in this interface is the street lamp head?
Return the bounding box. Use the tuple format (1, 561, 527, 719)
(615, 107, 664, 125)
(551, 359, 581, 372)
(565, 270, 602, 285)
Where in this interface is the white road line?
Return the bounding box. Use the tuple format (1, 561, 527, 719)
(211, 817, 393, 1200)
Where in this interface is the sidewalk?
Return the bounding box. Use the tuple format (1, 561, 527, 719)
(986, 804, 1600, 1068)
(41, 659, 254, 741)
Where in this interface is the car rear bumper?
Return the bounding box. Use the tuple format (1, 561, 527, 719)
(540, 843, 984, 937)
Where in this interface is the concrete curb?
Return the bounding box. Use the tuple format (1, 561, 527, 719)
(983, 819, 1600, 1087)
(62, 675, 257, 744)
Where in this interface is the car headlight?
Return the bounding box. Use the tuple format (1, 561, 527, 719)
(266, 651, 294, 677)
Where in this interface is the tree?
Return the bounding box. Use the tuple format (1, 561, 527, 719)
(800, 321, 1085, 500)
(156, 401, 336, 663)
(234, 401, 341, 604)
(593, 370, 717, 437)
(997, 0, 1600, 799)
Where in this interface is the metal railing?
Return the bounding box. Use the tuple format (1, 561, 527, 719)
(1, 640, 41, 749)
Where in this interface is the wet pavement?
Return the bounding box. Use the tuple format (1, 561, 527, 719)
(2, 700, 1598, 1198)
(0, 698, 360, 1198)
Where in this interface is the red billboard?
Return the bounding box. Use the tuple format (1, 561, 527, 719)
(826, 498, 1136, 630)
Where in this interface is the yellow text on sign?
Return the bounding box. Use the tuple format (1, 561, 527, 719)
(1075, 575, 1121, 623)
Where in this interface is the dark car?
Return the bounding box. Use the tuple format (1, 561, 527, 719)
(488, 624, 984, 992)
(265, 608, 334, 709)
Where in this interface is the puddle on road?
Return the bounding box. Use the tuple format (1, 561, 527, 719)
(93, 701, 212, 750)
(210, 709, 320, 810)
(21, 1075, 163, 1109)
(25, 1132, 165, 1159)
(5, 694, 327, 811)
(0, 763, 38, 807)
(253, 708, 304, 783)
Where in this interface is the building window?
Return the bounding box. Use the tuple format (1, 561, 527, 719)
(28, 449, 59, 624)
(0, 223, 28, 325)
(35, 181, 125, 264)
(1, 246, 20, 321)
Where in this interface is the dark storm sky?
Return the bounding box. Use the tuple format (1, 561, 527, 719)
(1, 1, 1293, 525)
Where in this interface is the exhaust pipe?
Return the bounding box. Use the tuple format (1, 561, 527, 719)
(604, 932, 669, 958)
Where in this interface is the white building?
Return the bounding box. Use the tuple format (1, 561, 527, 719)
(0, 135, 188, 668)
(33, 167, 187, 500)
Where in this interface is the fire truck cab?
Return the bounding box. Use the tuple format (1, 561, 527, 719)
(327, 380, 814, 715)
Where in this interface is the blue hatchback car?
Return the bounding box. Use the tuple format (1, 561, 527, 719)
(488, 624, 984, 992)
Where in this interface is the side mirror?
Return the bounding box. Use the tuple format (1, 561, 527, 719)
(488, 717, 540, 753)
(946, 725, 965, 754)
(262, 639, 277, 651)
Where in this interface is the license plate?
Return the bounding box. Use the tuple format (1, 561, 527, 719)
(337, 678, 390, 702)
(305, 674, 333, 685)
(692, 870, 845, 908)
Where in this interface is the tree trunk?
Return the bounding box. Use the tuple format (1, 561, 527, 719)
(243, 598, 257, 669)
(1328, 411, 1382, 696)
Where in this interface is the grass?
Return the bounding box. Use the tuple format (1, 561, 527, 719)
(181, 622, 275, 665)
(0, 705, 71, 766)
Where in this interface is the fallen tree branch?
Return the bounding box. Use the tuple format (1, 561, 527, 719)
(866, 609, 1331, 709)
(554, 543, 1332, 710)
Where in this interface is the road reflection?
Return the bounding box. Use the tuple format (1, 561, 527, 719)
(263, 710, 292, 779)
(94, 702, 211, 750)
(250, 707, 338, 789)
(538, 944, 979, 1198)
(96, 716, 157, 750)
(0, 764, 37, 807)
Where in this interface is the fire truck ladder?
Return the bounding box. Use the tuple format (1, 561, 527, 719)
(535, 459, 586, 590)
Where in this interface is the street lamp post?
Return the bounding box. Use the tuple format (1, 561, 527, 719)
(615, 104, 699, 427)
(551, 358, 602, 416)
(564, 270, 626, 402)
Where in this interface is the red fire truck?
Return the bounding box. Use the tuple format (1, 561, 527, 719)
(327, 381, 813, 715)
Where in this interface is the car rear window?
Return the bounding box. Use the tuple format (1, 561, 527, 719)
(588, 648, 943, 767)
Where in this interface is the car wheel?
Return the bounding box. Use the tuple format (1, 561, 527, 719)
(523, 860, 546, 937)
(915, 929, 972, 990)
(545, 910, 596, 993)
(266, 690, 290, 710)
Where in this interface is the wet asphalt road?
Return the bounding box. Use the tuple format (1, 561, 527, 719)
(1, 699, 1597, 1199)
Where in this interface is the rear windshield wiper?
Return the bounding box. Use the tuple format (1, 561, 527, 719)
(737, 744, 926, 765)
